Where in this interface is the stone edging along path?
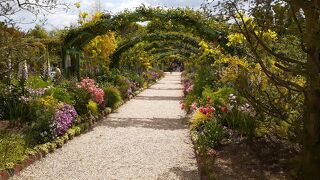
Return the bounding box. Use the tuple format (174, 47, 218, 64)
(7, 72, 200, 180)
(0, 77, 159, 180)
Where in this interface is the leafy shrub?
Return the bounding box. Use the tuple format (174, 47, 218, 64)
(96, 68, 120, 84)
(26, 98, 57, 145)
(0, 132, 26, 170)
(87, 100, 99, 116)
(222, 108, 255, 137)
(68, 85, 90, 116)
(114, 75, 129, 99)
(196, 120, 224, 150)
(44, 87, 75, 105)
(103, 86, 122, 109)
(202, 86, 235, 105)
(26, 75, 52, 89)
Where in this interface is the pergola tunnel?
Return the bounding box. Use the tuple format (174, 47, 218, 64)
(1, 2, 319, 179)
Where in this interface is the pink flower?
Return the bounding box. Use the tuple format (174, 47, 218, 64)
(78, 78, 105, 104)
(190, 102, 198, 111)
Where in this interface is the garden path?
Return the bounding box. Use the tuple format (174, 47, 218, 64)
(13, 72, 199, 180)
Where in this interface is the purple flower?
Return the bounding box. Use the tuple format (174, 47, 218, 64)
(54, 103, 77, 135)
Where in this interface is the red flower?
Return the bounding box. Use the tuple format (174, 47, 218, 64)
(199, 106, 215, 115)
(181, 103, 185, 110)
(221, 106, 228, 113)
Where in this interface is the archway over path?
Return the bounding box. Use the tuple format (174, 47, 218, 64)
(62, 6, 232, 77)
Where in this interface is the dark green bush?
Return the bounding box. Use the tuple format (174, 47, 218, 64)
(115, 75, 129, 99)
(103, 86, 123, 109)
(65, 83, 90, 116)
(26, 104, 56, 145)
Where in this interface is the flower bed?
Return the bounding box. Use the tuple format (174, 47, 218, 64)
(0, 71, 164, 179)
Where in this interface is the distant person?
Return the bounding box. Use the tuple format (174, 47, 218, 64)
(169, 63, 173, 74)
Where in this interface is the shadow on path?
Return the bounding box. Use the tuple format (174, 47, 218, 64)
(135, 96, 182, 101)
(100, 117, 188, 130)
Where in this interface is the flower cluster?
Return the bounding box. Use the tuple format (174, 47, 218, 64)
(54, 103, 77, 135)
(239, 103, 256, 117)
(78, 78, 104, 104)
(183, 82, 193, 95)
(19, 96, 32, 103)
(199, 106, 216, 115)
(190, 102, 198, 111)
(180, 100, 185, 110)
(229, 94, 237, 104)
(26, 87, 49, 96)
(147, 70, 161, 80)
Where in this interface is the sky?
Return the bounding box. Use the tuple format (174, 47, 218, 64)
(14, 0, 204, 31)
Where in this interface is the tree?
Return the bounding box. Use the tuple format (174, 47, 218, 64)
(202, 0, 320, 177)
(27, 25, 49, 39)
(0, 0, 69, 24)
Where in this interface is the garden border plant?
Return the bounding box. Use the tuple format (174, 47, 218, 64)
(0, 73, 164, 179)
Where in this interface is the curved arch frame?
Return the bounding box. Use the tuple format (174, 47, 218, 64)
(111, 32, 201, 67)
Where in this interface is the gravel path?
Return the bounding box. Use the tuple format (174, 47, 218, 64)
(13, 72, 199, 180)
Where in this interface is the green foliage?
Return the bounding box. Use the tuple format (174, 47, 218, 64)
(27, 25, 49, 39)
(196, 120, 224, 151)
(0, 132, 27, 170)
(202, 86, 235, 105)
(183, 94, 198, 113)
(26, 106, 56, 146)
(103, 86, 122, 109)
(222, 109, 255, 137)
(26, 76, 52, 89)
(66, 83, 90, 116)
(87, 100, 99, 116)
(44, 87, 75, 105)
(114, 75, 129, 99)
(0, 85, 34, 123)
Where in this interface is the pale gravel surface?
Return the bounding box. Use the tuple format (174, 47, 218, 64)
(13, 72, 199, 180)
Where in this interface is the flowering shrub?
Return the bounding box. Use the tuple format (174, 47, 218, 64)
(183, 82, 193, 96)
(39, 96, 58, 109)
(78, 78, 104, 104)
(199, 106, 216, 115)
(54, 103, 77, 136)
(87, 100, 99, 116)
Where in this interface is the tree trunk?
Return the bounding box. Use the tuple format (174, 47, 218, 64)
(303, 87, 320, 178)
(301, 5, 320, 178)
